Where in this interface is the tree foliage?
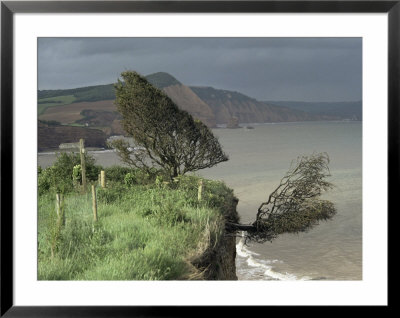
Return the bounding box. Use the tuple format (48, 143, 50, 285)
(227, 153, 336, 242)
(111, 71, 228, 179)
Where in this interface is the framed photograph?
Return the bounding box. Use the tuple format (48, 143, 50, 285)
(1, 0, 395, 315)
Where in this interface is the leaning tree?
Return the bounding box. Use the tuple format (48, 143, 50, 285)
(111, 71, 335, 241)
(226, 152, 337, 242)
(110, 71, 228, 179)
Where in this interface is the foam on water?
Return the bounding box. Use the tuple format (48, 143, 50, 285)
(236, 233, 311, 281)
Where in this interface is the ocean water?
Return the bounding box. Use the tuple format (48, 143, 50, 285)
(200, 121, 362, 280)
(37, 121, 362, 280)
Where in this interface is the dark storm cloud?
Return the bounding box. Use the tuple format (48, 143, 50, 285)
(38, 37, 362, 102)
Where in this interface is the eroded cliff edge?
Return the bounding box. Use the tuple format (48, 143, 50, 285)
(191, 196, 239, 280)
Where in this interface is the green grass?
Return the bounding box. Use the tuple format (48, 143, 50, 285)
(38, 176, 236, 280)
(38, 95, 76, 115)
(38, 84, 116, 105)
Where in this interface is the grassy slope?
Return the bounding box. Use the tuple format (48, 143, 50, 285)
(38, 84, 116, 116)
(38, 95, 77, 115)
(38, 176, 235, 280)
(37, 73, 179, 117)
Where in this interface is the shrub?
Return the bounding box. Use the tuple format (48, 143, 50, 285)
(103, 166, 164, 186)
(38, 166, 72, 194)
(171, 174, 234, 210)
(154, 201, 189, 226)
(52, 152, 101, 182)
(38, 166, 53, 195)
(104, 166, 133, 183)
(38, 152, 102, 195)
(133, 168, 160, 185)
(97, 183, 128, 204)
(124, 172, 137, 186)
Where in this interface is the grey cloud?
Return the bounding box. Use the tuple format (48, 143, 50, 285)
(38, 37, 362, 102)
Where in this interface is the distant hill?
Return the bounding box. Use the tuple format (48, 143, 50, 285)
(37, 72, 180, 102)
(37, 72, 361, 150)
(38, 84, 115, 102)
(146, 72, 181, 89)
(265, 101, 362, 121)
(190, 86, 331, 124)
(146, 72, 216, 126)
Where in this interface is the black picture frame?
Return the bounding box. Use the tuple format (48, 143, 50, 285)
(1, 1, 395, 316)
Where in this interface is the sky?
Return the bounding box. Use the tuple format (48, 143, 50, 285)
(38, 37, 362, 102)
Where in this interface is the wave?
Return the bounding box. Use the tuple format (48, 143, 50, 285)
(236, 232, 311, 281)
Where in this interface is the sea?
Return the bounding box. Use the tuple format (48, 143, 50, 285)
(38, 121, 362, 281)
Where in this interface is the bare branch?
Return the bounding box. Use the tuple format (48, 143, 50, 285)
(227, 153, 336, 243)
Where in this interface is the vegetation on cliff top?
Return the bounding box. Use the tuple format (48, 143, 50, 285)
(38, 153, 238, 280)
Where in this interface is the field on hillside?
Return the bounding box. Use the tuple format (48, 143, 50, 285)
(38, 83, 117, 125)
(39, 100, 116, 124)
(38, 95, 77, 115)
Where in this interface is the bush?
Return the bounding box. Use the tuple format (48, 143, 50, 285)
(97, 183, 128, 204)
(124, 172, 137, 186)
(103, 166, 164, 186)
(104, 166, 133, 183)
(38, 166, 53, 195)
(52, 152, 101, 182)
(38, 166, 72, 195)
(153, 201, 189, 226)
(38, 152, 102, 195)
(171, 174, 236, 212)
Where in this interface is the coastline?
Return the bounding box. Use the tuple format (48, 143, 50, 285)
(37, 121, 363, 280)
(38, 119, 362, 154)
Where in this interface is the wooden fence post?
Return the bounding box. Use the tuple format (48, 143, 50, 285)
(198, 179, 203, 201)
(92, 184, 98, 222)
(56, 193, 61, 218)
(52, 193, 64, 258)
(100, 170, 106, 188)
(55, 193, 65, 225)
(80, 138, 86, 192)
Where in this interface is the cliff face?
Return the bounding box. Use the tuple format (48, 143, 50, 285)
(211, 224, 238, 280)
(147, 72, 216, 127)
(162, 84, 217, 127)
(190, 86, 328, 125)
(191, 196, 239, 280)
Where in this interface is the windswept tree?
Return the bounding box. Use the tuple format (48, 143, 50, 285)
(111, 71, 335, 242)
(110, 71, 228, 179)
(226, 152, 337, 242)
